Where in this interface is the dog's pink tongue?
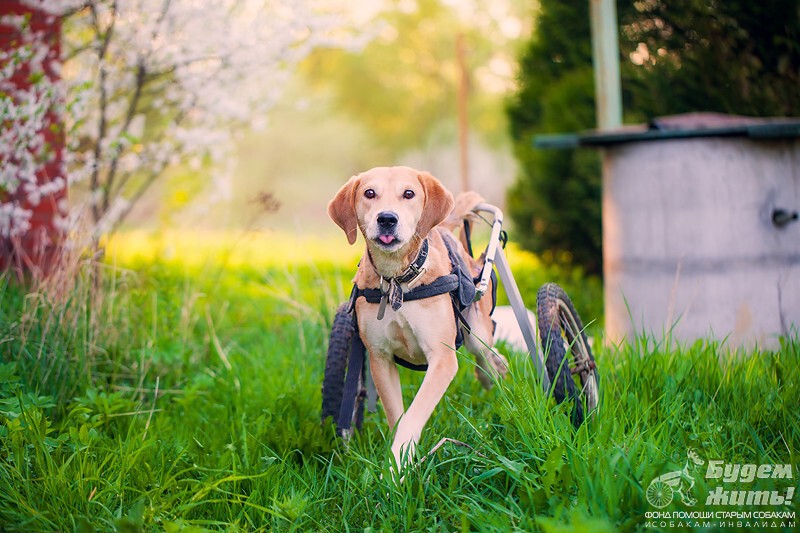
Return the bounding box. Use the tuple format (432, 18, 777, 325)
(379, 235, 395, 244)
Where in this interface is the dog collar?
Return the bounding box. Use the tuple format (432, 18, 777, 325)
(374, 239, 429, 319)
(392, 238, 429, 286)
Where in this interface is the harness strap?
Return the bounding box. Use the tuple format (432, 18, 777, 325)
(337, 324, 365, 432)
(440, 232, 476, 309)
(463, 219, 474, 257)
(393, 356, 430, 372)
(353, 274, 459, 305)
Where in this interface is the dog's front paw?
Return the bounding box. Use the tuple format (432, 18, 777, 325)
(490, 351, 510, 378)
(475, 366, 495, 389)
(380, 466, 406, 486)
(391, 439, 417, 473)
(475, 351, 510, 389)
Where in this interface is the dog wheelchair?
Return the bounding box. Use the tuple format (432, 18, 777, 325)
(321, 203, 599, 436)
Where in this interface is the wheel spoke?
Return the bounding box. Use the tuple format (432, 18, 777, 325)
(556, 299, 598, 413)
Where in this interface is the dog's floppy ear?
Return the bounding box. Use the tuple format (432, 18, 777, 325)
(416, 171, 454, 238)
(328, 176, 360, 245)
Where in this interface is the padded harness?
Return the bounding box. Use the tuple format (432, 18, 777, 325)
(348, 230, 476, 361)
(337, 228, 497, 431)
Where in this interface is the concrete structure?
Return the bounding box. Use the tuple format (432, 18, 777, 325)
(539, 113, 800, 348)
(566, 2, 797, 348)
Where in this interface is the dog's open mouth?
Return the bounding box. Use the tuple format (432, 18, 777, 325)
(374, 234, 401, 249)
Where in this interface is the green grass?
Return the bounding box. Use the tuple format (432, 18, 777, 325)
(0, 249, 797, 532)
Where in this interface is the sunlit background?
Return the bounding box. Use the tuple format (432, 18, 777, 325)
(2, 2, 799, 529)
(120, 0, 531, 241)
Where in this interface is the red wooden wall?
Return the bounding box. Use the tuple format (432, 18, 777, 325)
(0, 1, 65, 274)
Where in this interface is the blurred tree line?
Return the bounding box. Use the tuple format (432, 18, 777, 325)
(302, 0, 527, 155)
(507, 0, 800, 276)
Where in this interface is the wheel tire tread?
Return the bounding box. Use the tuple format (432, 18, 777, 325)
(321, 303, 355, 422)
(536, 282, 594, 426)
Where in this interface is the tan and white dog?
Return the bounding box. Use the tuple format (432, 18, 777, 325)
(328, 166, 507, 469)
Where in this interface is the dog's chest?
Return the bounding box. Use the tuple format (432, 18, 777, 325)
(357, 295, 455, 365)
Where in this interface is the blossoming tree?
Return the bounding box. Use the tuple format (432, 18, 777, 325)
(1, 1, 65, 269)
(1, 0, 365, 267)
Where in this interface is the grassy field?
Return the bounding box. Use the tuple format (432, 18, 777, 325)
(0, 232, 797, 532)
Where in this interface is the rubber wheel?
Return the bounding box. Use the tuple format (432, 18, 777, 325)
(321, 303, 365, 433)
(536, 282, 599, 426)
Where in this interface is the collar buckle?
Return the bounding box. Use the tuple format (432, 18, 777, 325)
(405, 265, 427, 288)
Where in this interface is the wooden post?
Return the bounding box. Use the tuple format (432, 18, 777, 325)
(0, 2, 66, 275)
(589, 0, 622, 130)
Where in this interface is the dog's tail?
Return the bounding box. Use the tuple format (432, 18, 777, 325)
(441, 191, 485, 254)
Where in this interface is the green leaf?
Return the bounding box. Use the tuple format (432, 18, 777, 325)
(0, 363, 20, 386)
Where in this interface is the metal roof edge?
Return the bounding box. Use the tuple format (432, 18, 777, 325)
(533, 121, 800, 149)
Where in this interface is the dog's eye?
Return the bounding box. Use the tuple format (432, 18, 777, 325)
(403, 190, 415, 199)
(364, 189, 376, 199)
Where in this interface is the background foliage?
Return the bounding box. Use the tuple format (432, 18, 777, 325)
(302, 0, 526, 155)
(507, 0, 800, 276)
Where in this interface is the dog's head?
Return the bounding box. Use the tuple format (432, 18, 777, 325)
(328, 166, 454, 252)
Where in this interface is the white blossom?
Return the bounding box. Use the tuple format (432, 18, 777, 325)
(0, 203, 33, 238)
(20, 1, 85, 16)
(2, 0, 371, 240)
(0, 13, 66, 239)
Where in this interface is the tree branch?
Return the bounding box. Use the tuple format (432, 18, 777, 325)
(108, 165, 161, 235)
(101, 57, 147, 214)
(88, 0, 118, 225)
(108, 95, 194, 219)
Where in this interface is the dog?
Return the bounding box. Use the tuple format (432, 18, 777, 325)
(327, 166, 508, 470)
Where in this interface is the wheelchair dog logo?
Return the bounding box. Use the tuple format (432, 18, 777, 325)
(646, 449, 706, 508)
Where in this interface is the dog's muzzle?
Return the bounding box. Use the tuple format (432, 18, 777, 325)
(376, 211, 399, 245)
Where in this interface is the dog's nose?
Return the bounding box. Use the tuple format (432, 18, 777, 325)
(377, 211, 398, 229)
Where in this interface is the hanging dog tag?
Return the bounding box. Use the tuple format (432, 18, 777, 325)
(377, 292, 388, 320)
(388, 279, 404, 311)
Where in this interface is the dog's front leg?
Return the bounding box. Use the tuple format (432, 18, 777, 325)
(391, 349, 458, 468)
(368, 351, 405, 430)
